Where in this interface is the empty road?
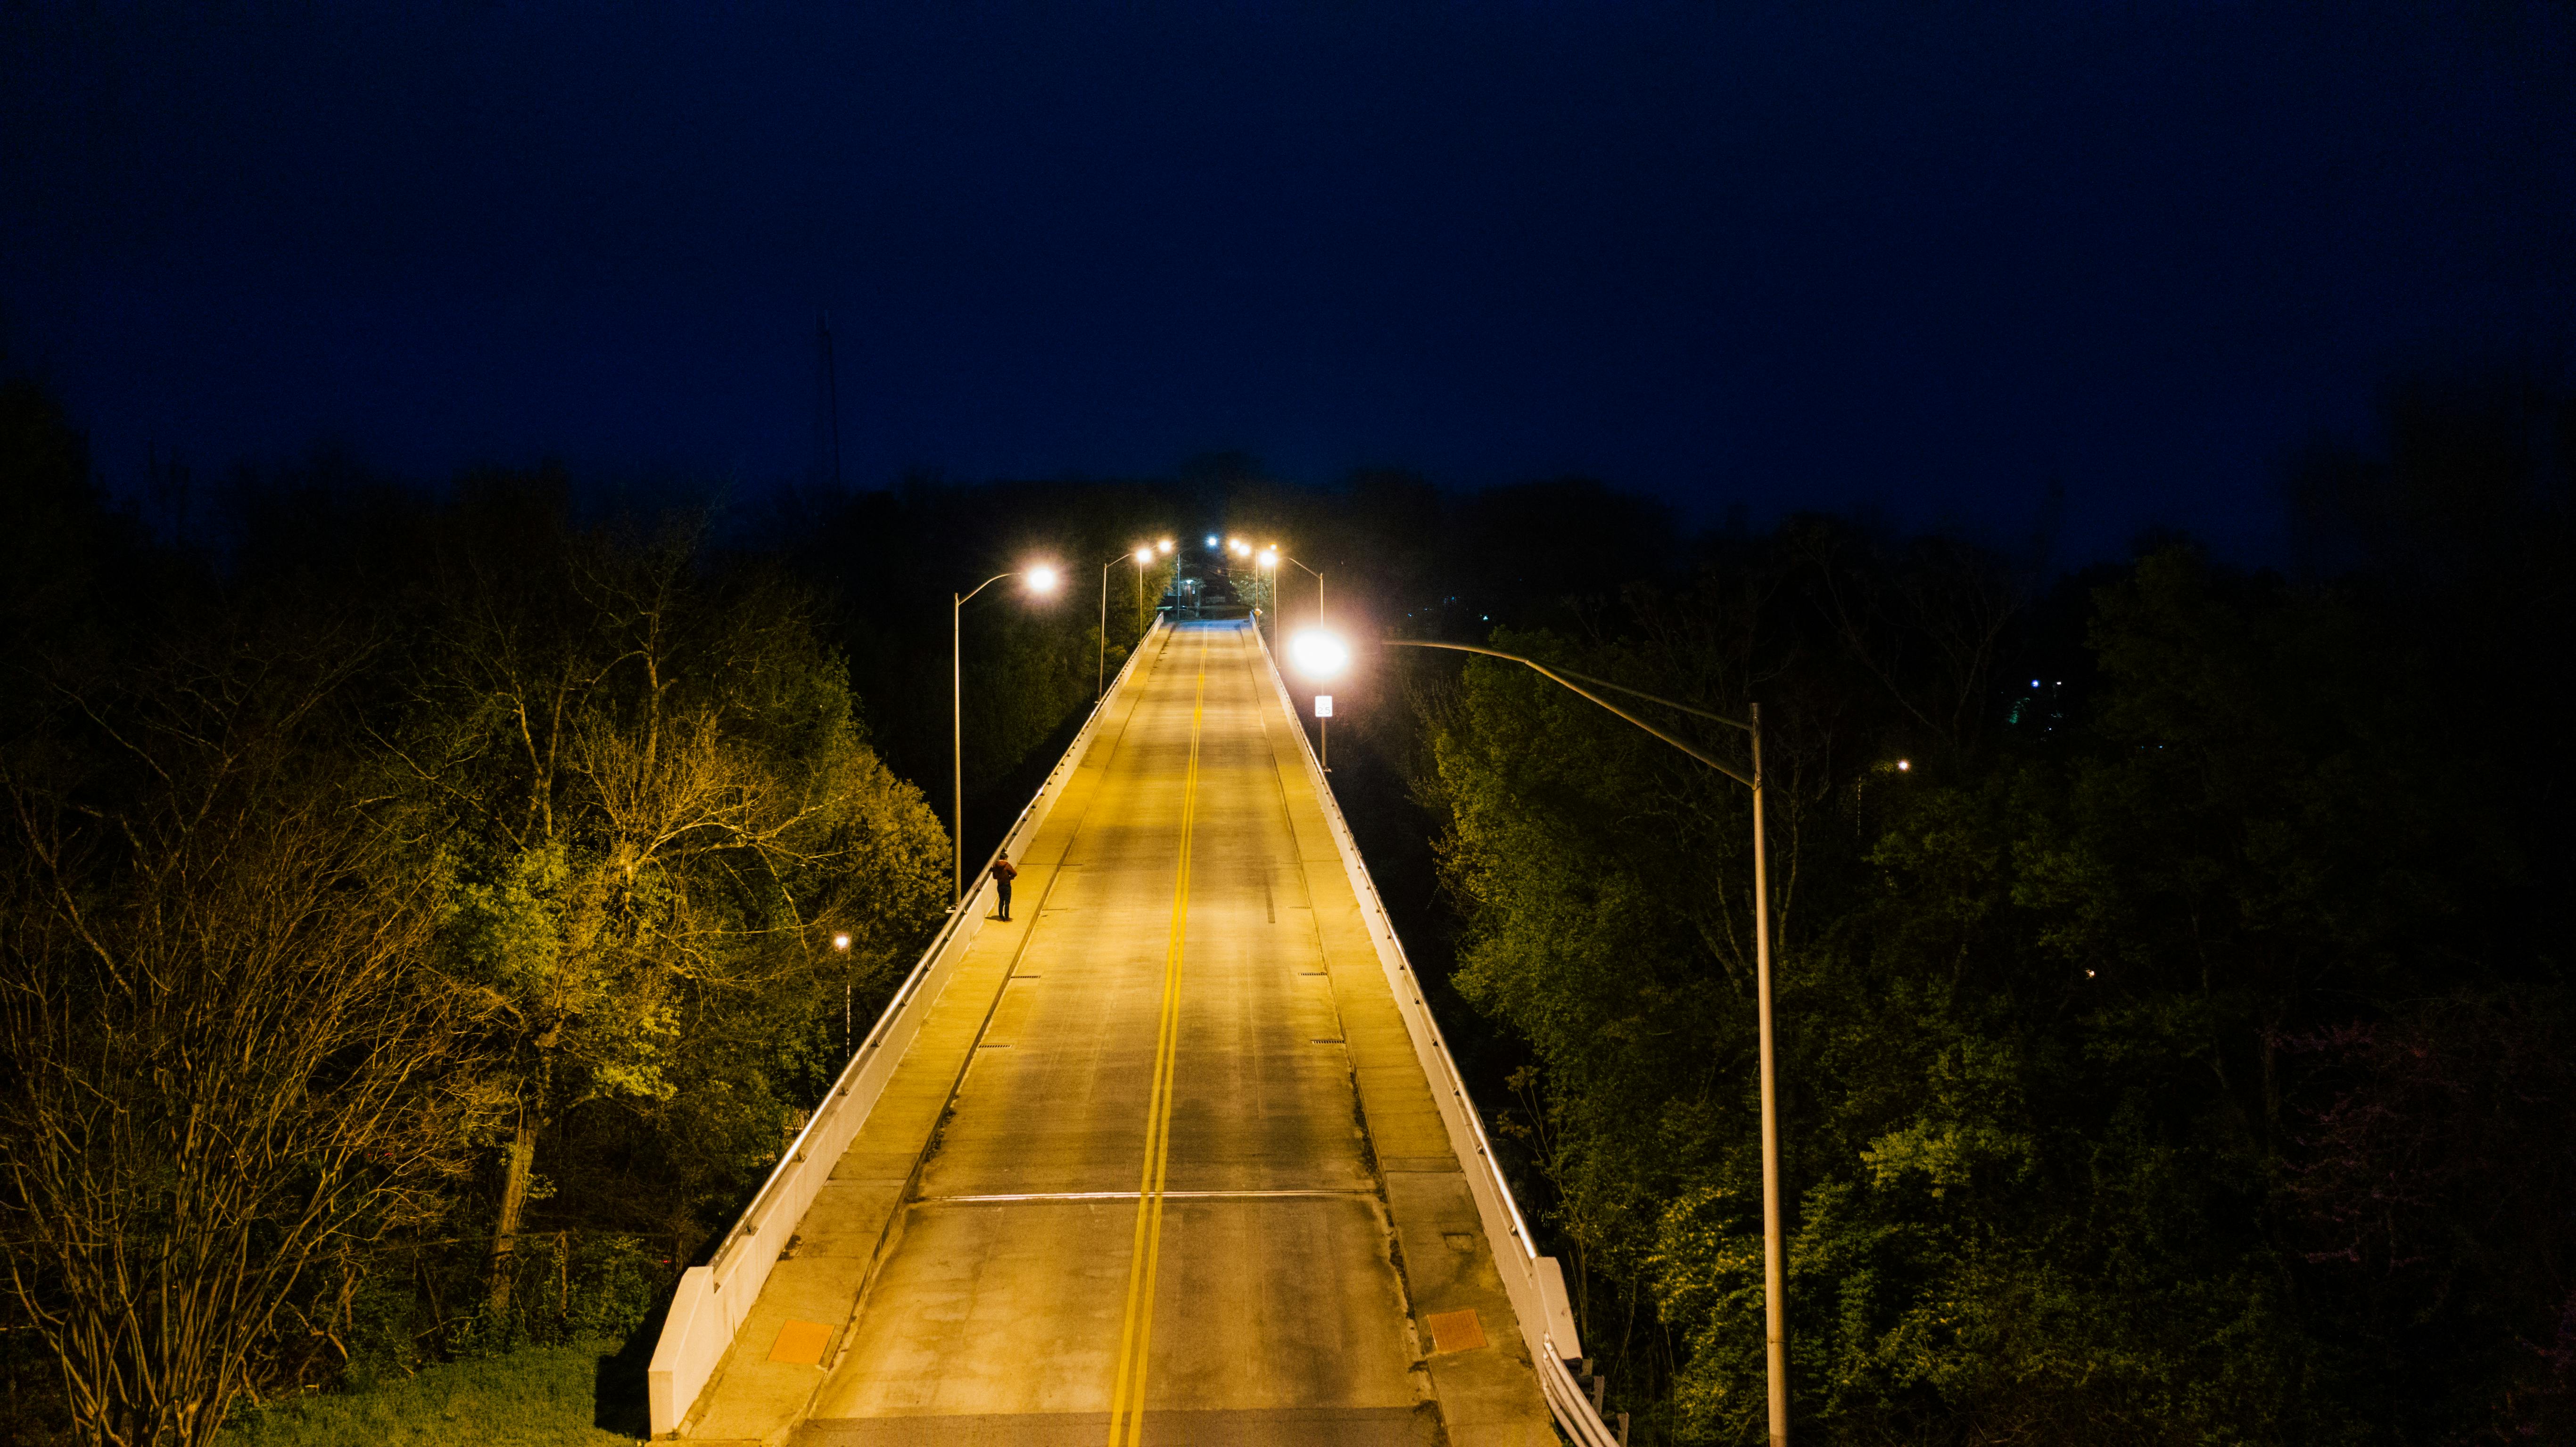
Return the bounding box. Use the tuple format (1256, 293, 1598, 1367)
(682, 620, 1552, 1447)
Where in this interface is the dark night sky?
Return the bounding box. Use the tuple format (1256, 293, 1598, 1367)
(5, 2, 2571, 563)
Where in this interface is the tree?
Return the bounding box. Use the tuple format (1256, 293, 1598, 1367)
(0, 619, 479, 1447)
(369, 480, 948, 1301)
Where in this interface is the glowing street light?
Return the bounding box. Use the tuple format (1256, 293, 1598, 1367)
(950, 562, 1060, 905)
(1289, 628, 1348, 679)
(1098, 544, 1162, 700)
(1250, 549, 1284, 649)
(831, 931, 855, 1054)
(1263, 548, 1327, 664)
(1286, 627, 1350, 767)
(1157, 539, 1174, 554)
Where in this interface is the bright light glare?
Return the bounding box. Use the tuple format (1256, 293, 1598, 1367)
(1896, 759, 1911, 772)
(1258, 550, 1279, 567)
(1289, 629, 1351, 680)
(1158, 539, 1174, 553)
(832, 932, 852, 951)
(1024, 565, 1060, 594)
(1205, 534, 1219, 547)
(1134, 546, 1154, 563)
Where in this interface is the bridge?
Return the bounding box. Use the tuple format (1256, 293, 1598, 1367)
(648, 619, 1618, 1446)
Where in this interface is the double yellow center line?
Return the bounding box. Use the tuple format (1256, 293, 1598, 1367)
(1104, 633, 1207, 1446)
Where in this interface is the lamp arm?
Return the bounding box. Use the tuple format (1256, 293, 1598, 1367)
(1384, 639, 1755, 789)
(956, 570, 1020, 607)
(1389, 639, 1747, 731)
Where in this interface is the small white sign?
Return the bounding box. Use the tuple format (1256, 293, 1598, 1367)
(1313, 694, 1334, 718)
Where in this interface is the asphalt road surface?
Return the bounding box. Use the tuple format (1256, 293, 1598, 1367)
(686, 621, 1551, 1447)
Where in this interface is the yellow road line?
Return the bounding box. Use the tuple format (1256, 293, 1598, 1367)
(1105, 628, 1209, 1446)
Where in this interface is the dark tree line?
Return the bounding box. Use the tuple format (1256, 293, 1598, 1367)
(0, 393, 959, 1445)
(4, 361, 2569, 1447)
(1377, 366, 2576, 1444)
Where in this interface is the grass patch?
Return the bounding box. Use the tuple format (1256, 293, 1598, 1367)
(218, 1338, 650, 1447)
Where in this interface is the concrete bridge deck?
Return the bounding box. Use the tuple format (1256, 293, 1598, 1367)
(662, 620, 1566, 1447)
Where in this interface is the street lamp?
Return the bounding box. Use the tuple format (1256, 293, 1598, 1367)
(1284, 627, 1350, 769)
(1253, 548, 1278, 650)
(1099, 545, 1157, 700)
(1380, 637, 1790, 1447)
(953, 565, 1058, 905)
(832, 933, 854, 1056)
(1263, 547, 1323, 659)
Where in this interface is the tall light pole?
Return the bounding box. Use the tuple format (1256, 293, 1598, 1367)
(954, 565, 1059, 905)
(1255, 547, 1279, 653)
(1376, 637, 1788, 1447)
(1227, 537, 1259, 630)
(831, 932, 854, 1057)
(1100, 545, 1157, 700)
(1263, 546, 1323, 648)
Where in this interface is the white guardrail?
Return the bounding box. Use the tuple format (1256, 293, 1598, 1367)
(646, 617, 1170, 1437)
(1250, 620, 1623, 1447)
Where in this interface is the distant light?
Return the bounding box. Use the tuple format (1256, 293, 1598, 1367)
(2086, 969, 2097, 978)
(1206, 534, 1219, 547)
(1159, 539, 1174, 553)
(2031, 679, 2040, 688)
(1259, 550, 1279, 567)
(1134, 546, 1154, 563)
(1024, 565, 1060, 594)
(832, 933, 851, 951)
(1896, 759, 1910, 771)
(1289, 629, 1351, 680)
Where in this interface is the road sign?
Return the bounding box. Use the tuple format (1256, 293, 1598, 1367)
(1314, 694, 1333, 717)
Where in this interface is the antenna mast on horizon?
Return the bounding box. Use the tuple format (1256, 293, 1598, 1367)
(816, 311, 843, 487)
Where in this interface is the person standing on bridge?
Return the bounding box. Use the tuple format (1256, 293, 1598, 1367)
(989, 850, 1019, 921)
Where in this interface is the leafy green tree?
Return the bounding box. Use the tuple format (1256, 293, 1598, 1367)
(370, 480, 948, 1300)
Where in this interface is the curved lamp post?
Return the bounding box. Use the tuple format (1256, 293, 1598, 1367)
(1099, 545, 1157, 700)
(953, 565, 1058, 905)
(1099, 539, 1173, 698)
(1379, 638, 1788, 1447)
(1226, 537, 1262, 628)
(1257, 546, 1324, 661)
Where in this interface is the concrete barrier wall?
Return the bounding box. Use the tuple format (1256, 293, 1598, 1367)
(1250, 624, 1623, 1447)
(646, 618, 1170, 1437)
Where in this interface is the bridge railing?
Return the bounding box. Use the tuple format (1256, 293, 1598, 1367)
(1251, 622, 1625, 1447)
(646, 617, 1169, 1437)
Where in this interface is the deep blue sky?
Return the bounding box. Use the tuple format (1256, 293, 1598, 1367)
(5, 2, 2571, 563)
